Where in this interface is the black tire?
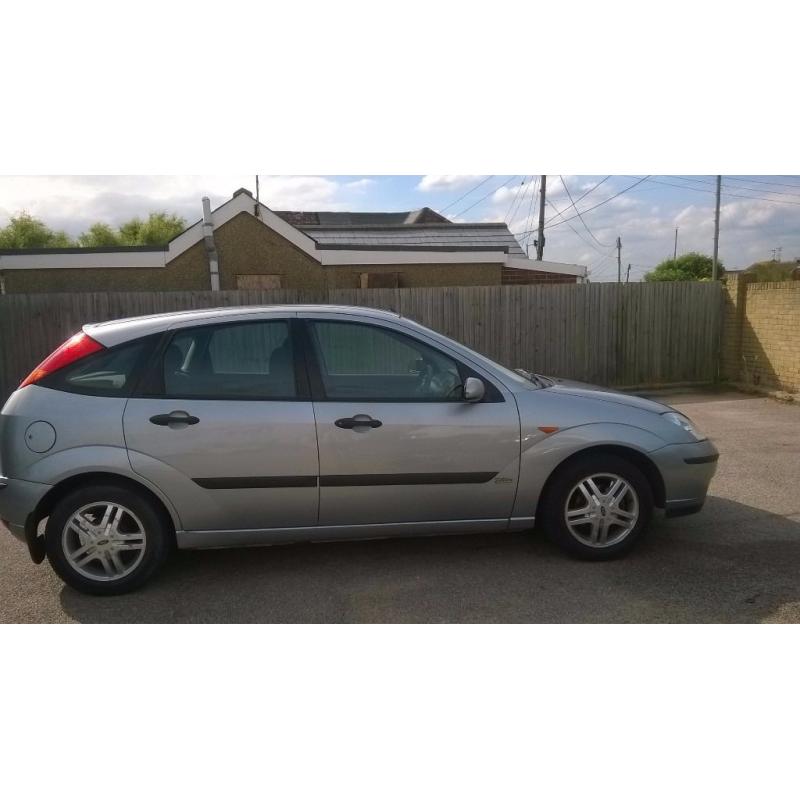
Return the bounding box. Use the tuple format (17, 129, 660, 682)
(539, 453, 654, 560)
(45, 484, 172, 595)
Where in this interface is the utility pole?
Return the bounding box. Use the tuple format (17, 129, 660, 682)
(673, 227, 679, 262)
(616, 236, 622, 283)
(712, 175, 721, 279)
(626, 263, 631, 283)
(535, 175, 547, 261)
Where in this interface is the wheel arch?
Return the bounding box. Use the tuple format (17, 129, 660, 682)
(534, 444, 666, 523)
(28, 471, 179, 544)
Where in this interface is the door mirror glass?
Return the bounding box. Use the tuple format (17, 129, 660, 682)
(463, 377, 485, 403)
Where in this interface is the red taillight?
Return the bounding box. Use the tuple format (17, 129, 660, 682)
(19, 331, 105, 389)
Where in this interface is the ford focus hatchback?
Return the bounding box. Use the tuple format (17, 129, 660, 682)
(0, 305, 718, 595)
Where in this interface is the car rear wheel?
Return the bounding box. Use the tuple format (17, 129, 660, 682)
(540, 453, 653, 560)
(45, 484, 172, 595)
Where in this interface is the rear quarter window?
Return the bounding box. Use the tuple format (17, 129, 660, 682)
(38, 337, 155, 397)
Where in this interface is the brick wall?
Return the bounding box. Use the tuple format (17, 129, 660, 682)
(721, 274, 800, 391)
(501, 266, 578, 285)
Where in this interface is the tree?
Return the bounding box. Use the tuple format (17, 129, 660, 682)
(0, 211, 186, 250)
(0, 212, 74, 248)
(79, 213, 185, 247)
(78, 223, 122, 247)
(644, 251, 723, 282)
(745, 261, 797, 282)
(117, 212, 185, 245)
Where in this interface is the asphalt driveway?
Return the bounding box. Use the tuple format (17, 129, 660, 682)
(1, 390, 799, 623)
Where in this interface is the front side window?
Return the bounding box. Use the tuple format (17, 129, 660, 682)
(163, 320, 296, 398)
(309, 321, 463, 400)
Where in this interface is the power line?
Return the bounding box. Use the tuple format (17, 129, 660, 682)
(440, 175, 495, 213)
(671, 175, 800, 199)
(543, 176, 611, 226)
(515, 176, 650, 236)
(545, 197, 609, 255)
(642, 177, 800, 206)
(559, 175, 613, 248)
(518, 176, 540, 247)
(456, 175, 518, 216)
(504, 176, 530, 223)
(726, 176, 800, 190)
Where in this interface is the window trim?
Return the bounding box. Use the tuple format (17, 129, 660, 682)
(134, 318, 310, 402)
(300, 319, 504, 403)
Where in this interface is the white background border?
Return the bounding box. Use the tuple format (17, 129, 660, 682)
(2, 1, 798, 798)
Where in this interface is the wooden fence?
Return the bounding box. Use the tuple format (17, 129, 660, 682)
(0, 282, 724, 403)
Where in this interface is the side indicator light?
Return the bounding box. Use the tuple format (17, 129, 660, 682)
(538, 426, 560, 434)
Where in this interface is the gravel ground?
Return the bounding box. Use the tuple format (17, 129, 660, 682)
(1, 390, 799, 623)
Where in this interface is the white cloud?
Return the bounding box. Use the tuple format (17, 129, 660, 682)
(344, 178, 374, 192)
(0, 175, 347, 234)
(720, 200, 777, 227)
(416, 175, 485, 192)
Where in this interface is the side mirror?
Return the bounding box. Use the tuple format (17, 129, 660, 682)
(463, 376, 485, 403)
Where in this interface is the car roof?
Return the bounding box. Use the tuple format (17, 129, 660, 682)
(83, 304, 402, 347)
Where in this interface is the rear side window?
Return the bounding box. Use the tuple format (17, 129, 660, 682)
(39, 337, 152, 397)
(162, 320, 297, 399)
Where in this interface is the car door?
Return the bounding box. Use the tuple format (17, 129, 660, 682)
(123, 317, 319, 533)
(303, 315, 521, 528)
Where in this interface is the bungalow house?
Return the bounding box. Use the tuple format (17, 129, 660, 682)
(0, 189, 586, 293)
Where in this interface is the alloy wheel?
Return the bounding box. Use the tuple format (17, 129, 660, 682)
(564, 473, 640, 548)
(62, 501, 147, 581)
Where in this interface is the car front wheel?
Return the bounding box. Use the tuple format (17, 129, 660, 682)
(45, 484, 172, 595)
(540, 453, 654, 559)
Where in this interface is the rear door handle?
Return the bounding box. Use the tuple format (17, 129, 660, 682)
(335, 415, 382, 430)
(149, 411, 200, 427)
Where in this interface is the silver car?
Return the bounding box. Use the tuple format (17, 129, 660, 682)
(0, 305, 718, 595)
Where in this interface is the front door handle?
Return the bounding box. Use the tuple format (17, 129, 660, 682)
(335, 415, 382, 430)
(149, 411, 200, 427)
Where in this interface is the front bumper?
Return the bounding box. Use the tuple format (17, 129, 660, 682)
(650, 439, 719, 517)
(0, 476, 51, 543)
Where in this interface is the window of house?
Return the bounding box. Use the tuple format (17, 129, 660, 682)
(359, 272, 400, 289)
(163, 321, 296, 398)
(309, 321, 462, 401)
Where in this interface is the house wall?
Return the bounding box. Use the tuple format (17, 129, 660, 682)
(215, 212, 326, 290)
(501, 266, 577, 285)
(0, 211, 575, 292)
(721, 274, 800, 391)
(0, 241, 209, 292)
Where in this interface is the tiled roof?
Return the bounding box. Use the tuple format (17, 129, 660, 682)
(273, 207, 450, 227)
(300, 223, 526, 256)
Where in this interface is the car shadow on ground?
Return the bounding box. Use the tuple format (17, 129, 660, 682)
(59, 496, 800, 624)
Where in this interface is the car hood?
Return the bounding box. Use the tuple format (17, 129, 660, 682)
(540, 377, 673, 415)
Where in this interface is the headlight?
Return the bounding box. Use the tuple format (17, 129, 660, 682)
(662, 411, 705, 441)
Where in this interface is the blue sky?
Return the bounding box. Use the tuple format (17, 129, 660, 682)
(1, 175, 798, 281)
